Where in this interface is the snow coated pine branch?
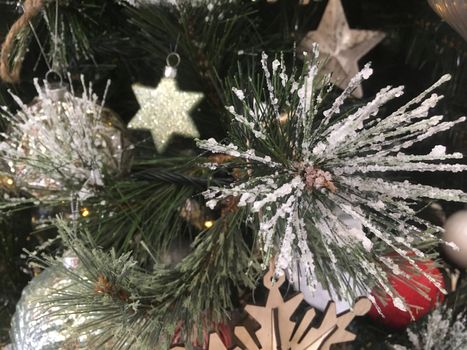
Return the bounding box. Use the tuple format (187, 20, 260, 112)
(197, 46, 467, 309)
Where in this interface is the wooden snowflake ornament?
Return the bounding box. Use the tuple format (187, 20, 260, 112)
(235, 262, 371, 350)
(171, 262, 370, 350)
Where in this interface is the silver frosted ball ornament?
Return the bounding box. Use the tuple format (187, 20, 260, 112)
(1, 78, 131, 200)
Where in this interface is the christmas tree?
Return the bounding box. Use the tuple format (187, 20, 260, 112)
(0, 0, 466, 349)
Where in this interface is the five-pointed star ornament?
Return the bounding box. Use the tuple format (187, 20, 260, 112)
(128, 63, 203, 153)
(299, 0, 385, 98)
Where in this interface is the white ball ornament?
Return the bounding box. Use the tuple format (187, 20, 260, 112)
(288, 209, 369, 313)
(289, 263, 369, 314)
(442, 210, 467, 268)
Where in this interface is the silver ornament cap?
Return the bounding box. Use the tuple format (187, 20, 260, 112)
(44, 82, 68, 102)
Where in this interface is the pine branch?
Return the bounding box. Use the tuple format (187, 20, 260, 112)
(35, 215, 259, 349)
(125, 1, 260, 117)
(82, 157, 232, 267)
(402, 16, 467, 116)
(2, 0, 132, 80)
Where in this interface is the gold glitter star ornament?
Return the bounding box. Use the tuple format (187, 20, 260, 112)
(299, 0, 385, 98)
(128, 53, 203, 152)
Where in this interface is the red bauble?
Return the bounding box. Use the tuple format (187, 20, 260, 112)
(367, 256, 445, 329)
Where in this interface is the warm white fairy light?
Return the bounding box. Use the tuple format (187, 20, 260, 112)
(197, 45, 467, 310)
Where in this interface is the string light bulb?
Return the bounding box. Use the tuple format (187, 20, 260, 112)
(1, 175, 15, 187)
(204, 220, 214, 229)
(81, 208, 90, 217)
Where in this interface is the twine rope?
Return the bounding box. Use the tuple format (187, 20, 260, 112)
(0, 0, 45, 83)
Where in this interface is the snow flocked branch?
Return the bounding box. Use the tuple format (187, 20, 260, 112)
(390, 306, 467, 350)
(197, 45, 467, 311)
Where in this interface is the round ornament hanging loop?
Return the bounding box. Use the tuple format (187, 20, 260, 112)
(166, 52, 181, 68)
(164, 52, 180, 79)
(45, 69, 62, 84)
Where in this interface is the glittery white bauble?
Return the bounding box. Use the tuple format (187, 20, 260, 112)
(10, 267, 85, 350)
(288, 211, 369, 313)
(442, 210, 467, 268)
(289, 263, 368, 314)
(1, 79, 131, 200)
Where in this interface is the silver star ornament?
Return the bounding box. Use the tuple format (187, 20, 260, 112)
(299, 0, 385, 98)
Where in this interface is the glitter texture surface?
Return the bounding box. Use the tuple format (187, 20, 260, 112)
(299, 0, 385, 98)
(0, 78, 130, 200)
(128, 78, 203, 153)
(11, 268, 91, 350)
